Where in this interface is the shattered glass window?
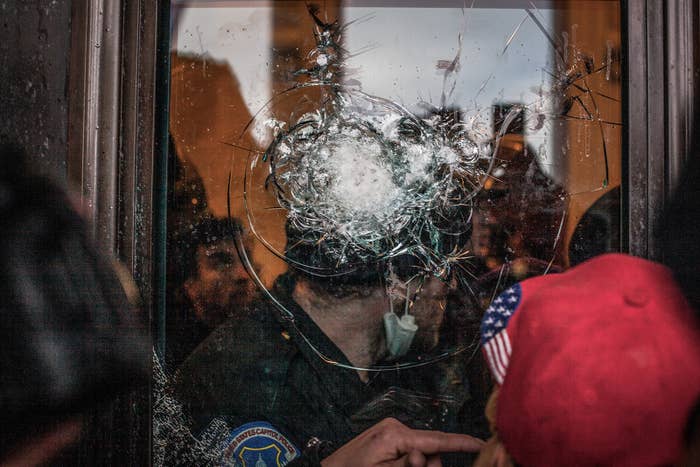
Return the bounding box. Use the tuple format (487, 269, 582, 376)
(159, 1, 622, 465)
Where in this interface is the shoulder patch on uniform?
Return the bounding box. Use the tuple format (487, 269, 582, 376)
(221, 421, 300, 466)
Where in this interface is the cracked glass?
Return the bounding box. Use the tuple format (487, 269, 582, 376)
(158, 2, 622, 465)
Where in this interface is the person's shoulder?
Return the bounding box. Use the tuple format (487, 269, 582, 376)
(214, 299, 292, 347)
(178, 302, 296, 378)
(172, 300, 299, 426)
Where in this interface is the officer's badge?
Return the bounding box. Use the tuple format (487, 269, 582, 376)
(221, 421, 299, 466)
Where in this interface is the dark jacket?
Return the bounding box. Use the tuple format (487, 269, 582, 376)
(173, 278, 488, 466)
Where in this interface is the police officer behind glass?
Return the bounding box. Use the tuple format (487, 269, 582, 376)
(174, 219, 486, 466)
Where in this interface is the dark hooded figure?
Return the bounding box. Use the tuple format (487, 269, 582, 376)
(659, 109, 700, 467)
(0, 143, 150, 465)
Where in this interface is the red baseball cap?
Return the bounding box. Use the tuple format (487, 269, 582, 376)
(480, 253, 700, 466)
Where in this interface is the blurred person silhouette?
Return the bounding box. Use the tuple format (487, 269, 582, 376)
(166, 139, 259, 370)
(567, 187, 621, 267)
(660, 137, 700, 315)
(0, 143, 150, 466)
(182, 217, 259, 330)
(472, 254, 700, 467)
(166, 137, 212, 369)
(471, 104, 565, 275)
(658, 110, 700, 467)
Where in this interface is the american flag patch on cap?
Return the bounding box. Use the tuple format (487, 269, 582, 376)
(480, 284, 522, 384)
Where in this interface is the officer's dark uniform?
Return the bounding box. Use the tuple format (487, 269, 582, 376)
(174, 275, 488, 466)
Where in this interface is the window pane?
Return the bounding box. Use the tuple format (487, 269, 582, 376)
(158, 2, 622, 465)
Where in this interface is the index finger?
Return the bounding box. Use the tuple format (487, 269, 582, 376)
(402, 430, 485, 455)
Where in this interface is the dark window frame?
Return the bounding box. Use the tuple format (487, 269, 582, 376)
(623, 0, 700, 260)
(67, 0, 170, 464)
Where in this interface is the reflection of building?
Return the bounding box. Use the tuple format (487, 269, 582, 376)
(169, 2, 622, 294)
(169, 51, 286, 286)
(170, 2, 342, 287)
(169, 52, 253, 218)
(553, 3, 623, 264)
